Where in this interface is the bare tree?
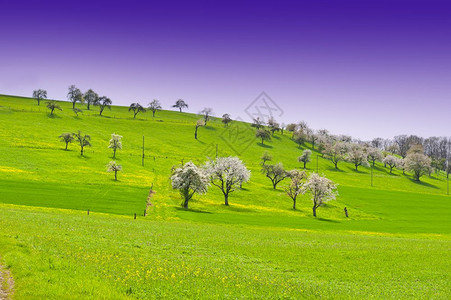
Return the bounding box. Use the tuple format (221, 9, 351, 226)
(262, 162, 288, 189)
(129, 103, 146, 118)
(46, 101, 62, 115)
(222, 114, 232, 127)
(148, 99, 162, 117)
(205, 157, 251, 206)
(32, 89, 47, 106)
(173, 99, 188, 112)
(267, 117, 280, 135)
(199, 108, 213, 125)
(73, 131, 91, 156)
(251, 117, 264, 130)
(95, 96, 112, 116)
(73, 108, 83, 117)
(323, 142, 348, 169)
(84, 89, 98, 110)
(67, 85, 83, 109)
(59, 133, 74, 150)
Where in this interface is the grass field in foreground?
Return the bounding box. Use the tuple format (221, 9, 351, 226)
(1, 204, 450, 299)
(0, 94, 450, 298)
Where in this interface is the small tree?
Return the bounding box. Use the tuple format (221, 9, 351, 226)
(84, 89, 98, 110)
(251, 117, 264, 130)
(284, 170, 307, 210)
(267, 117, 280, 135)
(73, 108, 83, 116)
(200, 108, 213, 125)
(256, 129, 271, 145)
(171, 162, 209, 209)
(222, 114, 232, 127)
(262, 162, 288, 189)
(129, 103, 146, 118)
(205, 157, 251, 206)
(32, 89, 47, 106)
(96, 96, 112, 116)
(148, 99, 162, 117)
(404, 153, 432, 181)
(303, 173, 338, 217)
(107, 161, 122, 181)
(173, 99, 188, 112)
(108, 133, 123, 158)
(347, 145, 370, 171)
(261, 152, 272, 165)
(59, 133, 74, 150)
(383, 155, 398, 173)
(73, 131, 91, 156)
(367, 147, 383, 166)
(323, 142, 348, 169)
(67, 85, 83, 109)
(194, 120, 204, 139)
(46, 101, 62, 115)
(293, 130, 307, 148)
(298, 149, 312, 169)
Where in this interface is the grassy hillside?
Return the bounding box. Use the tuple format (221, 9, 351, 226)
(0, 94, 450, 298)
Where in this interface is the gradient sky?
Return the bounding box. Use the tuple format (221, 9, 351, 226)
(1, 0, 450, 140)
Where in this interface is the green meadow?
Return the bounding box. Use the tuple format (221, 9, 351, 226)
(0, 94, 450, 299)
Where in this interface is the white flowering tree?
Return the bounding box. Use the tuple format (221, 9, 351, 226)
(298, 149, 312, 169)
(404, 153, 432, 181)
(303, 173, 338, 217)
(108, 133, 123, 158)
(347, 145, 370, 171)
(107, 161, 122, 181)
(323, 142, 348, 169)
(204, 157, 250, 206)
(367, 147, 383, 166)
(383, 155, 398, 173)
(171, 162, 209, 209)
(284, 170, 307, 210)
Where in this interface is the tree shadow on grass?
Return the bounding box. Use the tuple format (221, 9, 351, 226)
(408, 178, 439, 189)
(47, 114, 62, 119)
(257, 143, 273, 149)
(175, 207, 213, 214)
(272, 135, 281, 140)
(327, 167, 344, 172)
(317, 218, 341, 223)
(224, 205, 256, 213)
(203, 126, 217, 131)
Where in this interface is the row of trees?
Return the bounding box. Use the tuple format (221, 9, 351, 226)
(251, 118, 449, 182)
(171, 156, 338, 216)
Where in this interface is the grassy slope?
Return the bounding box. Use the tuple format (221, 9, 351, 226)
(0, 95, 450, 298)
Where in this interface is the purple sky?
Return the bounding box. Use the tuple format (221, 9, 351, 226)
(1, 0, 450, 140)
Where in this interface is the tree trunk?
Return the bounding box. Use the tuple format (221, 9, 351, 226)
(313, 206, 317, 217)
(113, 149, 116, 159)
(179, 108, 182, 112)
(114, 170, 117, 181)
(81, 147, 84, 156)
(334, 162, 338, 169)
(87, 103, 90, 110)
(272, 181, 277, 189)
(65, 143, 68, 150)
(195, 127, 198, 139)
(355, 165, 358, 171)
(72, 102, 75, 109)
(293, 199, 296, 210)
(134, 112, 137, 118)
(304, 161, 306, 169)
(261, 138, 264, 145)
(50, 108, 54, 115)
(224, 194, 229, 206)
